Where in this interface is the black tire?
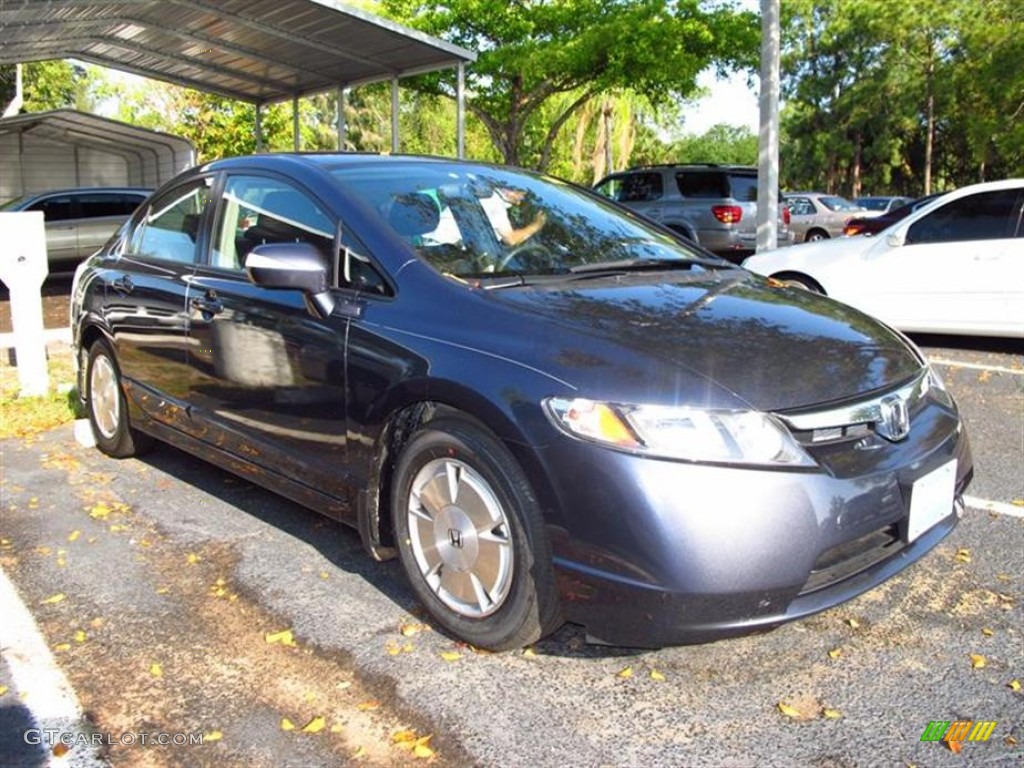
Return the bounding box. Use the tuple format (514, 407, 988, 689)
(86, 339, 153, 458)
(392, 419, 561, 651)
(805, 229, 829, 242)
(774, 273, 824, 293)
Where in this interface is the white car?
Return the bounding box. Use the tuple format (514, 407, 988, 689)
(743, 179, 1024, 338)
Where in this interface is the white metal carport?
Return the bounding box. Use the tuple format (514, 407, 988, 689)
(0, 109, 195, 204)
(0, 0, 477, 156)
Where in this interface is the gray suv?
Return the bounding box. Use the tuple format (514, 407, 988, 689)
(1, 187, 151, 271)
(594, 165, 794, 261)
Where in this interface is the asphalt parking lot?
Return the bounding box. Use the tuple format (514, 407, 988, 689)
(1, 333, 1021, 767)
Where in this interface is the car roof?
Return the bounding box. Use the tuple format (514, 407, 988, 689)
(20, 187, 152, 197)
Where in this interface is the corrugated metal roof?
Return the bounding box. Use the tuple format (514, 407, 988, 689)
(0, 0, 476, 104)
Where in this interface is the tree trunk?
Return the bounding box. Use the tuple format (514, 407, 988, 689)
(851, 131, 862, 198)
(924, 60, 934, 195)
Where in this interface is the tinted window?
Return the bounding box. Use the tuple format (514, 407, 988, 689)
(212, 175, 334, 272)
(676, 172, 727, 198)
(78, 193, 141, 218)
(727, 174, 758, 202)
(616, 172, 663, 202)
(818, 196, 861, 212)
(28, 196, 74, 222)
(906, 189, 1021, 244)
(127, 180, 210, 264)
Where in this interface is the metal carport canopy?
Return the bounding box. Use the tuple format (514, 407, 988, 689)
(0, 0, 476, 104)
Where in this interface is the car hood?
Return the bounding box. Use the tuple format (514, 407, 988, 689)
(486, 270, 922, 411)
(743, 236, 875, 273)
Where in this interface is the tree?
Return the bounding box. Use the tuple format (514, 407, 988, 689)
(671, 124, 758, 166)
(0, 61, 92, 113)
(380, 0, 758, 171)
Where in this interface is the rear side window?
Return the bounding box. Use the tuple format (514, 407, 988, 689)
(907, 189, 1022, 244)
(77, 193, 142, 218)
(676, 172, 728, 199)
(617, 172, 663, 202)
(27, 195, 74, 222)
(785, 197, 815, 216)
(126, 180, 211, 264)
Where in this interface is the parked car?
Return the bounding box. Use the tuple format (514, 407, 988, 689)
(855, 196, 913, 217)
(784, 192, 865, 242)
(72, 154, 972, 650)
(744, 179, 1024, 338)
(1, 187, 151, 271)
(843, 193, 946, 237)
(593, 164, 794, 262)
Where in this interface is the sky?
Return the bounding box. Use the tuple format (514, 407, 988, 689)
(682, 69, 761, 135)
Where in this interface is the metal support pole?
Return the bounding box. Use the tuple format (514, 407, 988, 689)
(756, 0, 781, 253)
(255, 104, 264, 152)
(336, 86, 347, 151)
(391, 76, 400, 154)
(456, 63, 466, 159)
(293, 95, 300, 151)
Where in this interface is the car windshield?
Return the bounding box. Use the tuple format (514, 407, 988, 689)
(328, 161, 724, 279)
(857, 197, 889, 211)
(819, 196, 862, 212)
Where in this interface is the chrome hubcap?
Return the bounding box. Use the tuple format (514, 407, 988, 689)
(90, 354, 120, 439)
(407, 458, 513, 618)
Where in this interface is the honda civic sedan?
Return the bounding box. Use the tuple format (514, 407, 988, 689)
(71, 154, 973, 650)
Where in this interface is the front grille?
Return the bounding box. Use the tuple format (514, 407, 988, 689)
(800, 524, 902, 595)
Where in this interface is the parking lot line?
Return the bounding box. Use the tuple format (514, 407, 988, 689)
(964, 495, 1024, 519)
(0, 566, 104, 765)
(927, 357, 1024, 375)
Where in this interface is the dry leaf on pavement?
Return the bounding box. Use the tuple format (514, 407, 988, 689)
(265, 629, 297, 647)
(970, 653, 987, 669)
(301, 716, 326, 733)
(281, 718, 295, 731)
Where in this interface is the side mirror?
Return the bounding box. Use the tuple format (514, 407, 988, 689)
(885, 230, 905, 248)
(245, 242, 336, 317)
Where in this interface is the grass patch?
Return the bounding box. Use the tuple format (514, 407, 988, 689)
(0, 345, 85, 438)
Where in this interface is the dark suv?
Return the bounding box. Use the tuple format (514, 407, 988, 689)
(594, 165, 794, 261)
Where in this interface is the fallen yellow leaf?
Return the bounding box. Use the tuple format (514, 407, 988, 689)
(320, 571, 329, 580)
(414, 736, 435, 759)
(35, 546, 52, 555)
(155, 586, 170, 594)
(150, 663, 163, 677)
(393, 730, 417, 743)
(357, 701, 379, 711)
(1011, 499, 1024, 507)
(74, 630, 86, 643)
(41, 593, 66, 605)
(280, 718, 295, 731)
(650, 669, 665, 681)
(265, 629, 297, 647)
(53, 643, 71, 652)
(616, 666, 633, 679)
(955, 548, 971, 563)
(400, 622, 427, 637)
(522, 647, 537, 658)
(301, 716, 326, 734)
(823, 708, 842, 719)
(330, 724, 343, 734)
(846, 618, 860, 629)
(970, 653, 986, 669)
(828, 648, 842, 659)
(778, 702, 803, 719)
(1008, 679, 1021, 692)
(204, 730, 223, 742)
(982, 627, 994, 636)
(186, 552, 200, 564)
(440, 651, 461, 662)
(0, 685, 9, 696)
(89, 504, 111, 520)
(1005, 735, 1018, 746)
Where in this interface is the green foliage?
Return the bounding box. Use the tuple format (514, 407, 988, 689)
(780, 0, 1024, 195)
(380, 0, 758, 170)
(0, 61, 91, 113)
(672, 124, 758, 165)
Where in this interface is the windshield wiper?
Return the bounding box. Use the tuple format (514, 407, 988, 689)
(568, 257, 723, 274)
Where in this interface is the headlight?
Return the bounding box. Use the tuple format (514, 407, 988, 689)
(544, 398, 815, 467)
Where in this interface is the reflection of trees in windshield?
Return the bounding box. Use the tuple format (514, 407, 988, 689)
(333, 162, 704, 278)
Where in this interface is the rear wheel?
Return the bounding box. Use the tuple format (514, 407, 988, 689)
(86, 340, 153, 458)
(773, 273, 824, 293)
(805, 229, 829, 242)
(392, 419, 561, 650)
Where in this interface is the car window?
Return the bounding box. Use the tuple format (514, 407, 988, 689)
(676, 172, 727, 198)
(211, 175, 335, 273)
(818, 196, 860, 212)
(593, 176, 623, 201)
(786, 197, 814, 216)
(616, 172, 663, 202)
(126, 179, 211, 264)
(906, 189, 1021, 244)
(726, 174, 758, 202)
(27, 195, 75, 222)
(77, 193, 141, 218)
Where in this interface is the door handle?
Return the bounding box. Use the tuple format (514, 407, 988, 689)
(111, 275, 133, 294)
(190, 290, 224, 317)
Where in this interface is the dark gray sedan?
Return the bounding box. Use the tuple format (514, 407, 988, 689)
(70, 154, 972, 649)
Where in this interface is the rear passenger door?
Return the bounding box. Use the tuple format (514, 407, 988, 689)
(75, 192, 149, 259)
(25, 193, 77, 266)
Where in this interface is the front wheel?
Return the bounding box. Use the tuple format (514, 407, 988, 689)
(392, 419, 561, 650)
(86, 339, 153, 458)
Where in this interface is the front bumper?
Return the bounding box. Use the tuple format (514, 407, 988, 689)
(538, 404, 972, 648)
